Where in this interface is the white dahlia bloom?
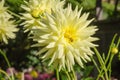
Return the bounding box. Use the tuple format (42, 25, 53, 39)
(21, 0, 65, 32)
(32, 5, 98, 72)
(0, 0, 12, 19)
(0, 18, 19, 44)
(0, 0, 18, 44)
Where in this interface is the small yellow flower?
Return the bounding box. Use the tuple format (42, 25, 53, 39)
(21, 0, 65, 32)
(31, 5, 98, 72)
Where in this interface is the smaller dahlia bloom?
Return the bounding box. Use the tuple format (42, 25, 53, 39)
(0, 0, 12, 19)
(0, 0, 19, 44)
(31, 4, 98, 72)
(0, 18, 18, 44)
(21, 0, 65, 32)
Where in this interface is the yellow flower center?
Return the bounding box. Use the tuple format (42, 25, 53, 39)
(0, 8, 5, 14)
(0, 28, 5, 34)
(63, 27, 78, 43)
(31, 8, 44, 18)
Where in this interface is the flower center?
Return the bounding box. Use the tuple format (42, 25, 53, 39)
(0, 28, 5, 34)
(31, 8, 44, 18)
(0, 9, 5, 14)
(64, 27, 78, 43)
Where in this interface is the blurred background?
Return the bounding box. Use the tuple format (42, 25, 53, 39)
(0, 0, 120, 79)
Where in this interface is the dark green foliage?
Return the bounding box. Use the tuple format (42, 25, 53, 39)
(6, 0, 25, 13)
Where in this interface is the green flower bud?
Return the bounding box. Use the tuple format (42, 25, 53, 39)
(111, 47, 118, 54)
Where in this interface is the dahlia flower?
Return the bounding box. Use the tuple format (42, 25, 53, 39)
(32, 5, 98, 71)
(21, 0, 65, 32)
(0, 18, 18, 44)
(0, 0, 12, 19)
(0, 0, 18, 44)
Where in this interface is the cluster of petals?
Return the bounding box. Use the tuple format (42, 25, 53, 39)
(21, 0, 65, 32)
(0, 0, 18, 44)
(31, 2, 98, 72)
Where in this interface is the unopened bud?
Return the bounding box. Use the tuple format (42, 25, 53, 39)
(111, 47, 118, 54)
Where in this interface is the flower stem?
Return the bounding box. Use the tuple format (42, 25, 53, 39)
(72, 69, 77, 80)
(116, 37, 120, 48)
(107, 54, 114, 79)
(94, 34, 117, 80)
(92, 57, 105, 80)
(0, 69, 11, 80)
(0, 50, 11, 67)
(56, 69, 60, 80)
(105, 34, 117, 66)
(0, 49, 14, 80)
(94, 48, 106, 80)
(64, 71, 71, 80)
(104, 69, 109, 80)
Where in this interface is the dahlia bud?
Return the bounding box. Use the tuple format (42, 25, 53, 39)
(111, 47, 118, 54)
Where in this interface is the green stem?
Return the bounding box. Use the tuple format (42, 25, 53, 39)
(94, 48, 105, 66)
(116, 37, 120, 48)
(0, 49, 14, 80)
(104, 69, 109, 80)
(56, 69, 60, 80)
(0, 50, 11, 67)
(92, 57, 105, 80)
(104, 34, 117, 80)
(65, 71, 71, 80)
(94, 48, 107, 80)
(107, 54, 114, 79)
(7, 10, 21, 18)
(0, 69, 11, 80)
(105, 34, 117, 67)
(91, 57, 100, 72)
(96, 72, 105, 80)
(72, 69, 77, 80)
(95, 34, 117, 80)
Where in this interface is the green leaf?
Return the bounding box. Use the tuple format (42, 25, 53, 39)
(6, 0, 25, 13)
(60, 71, 69, 80)
(102, 53, 106, 61)
(80, 0, 96, 10)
